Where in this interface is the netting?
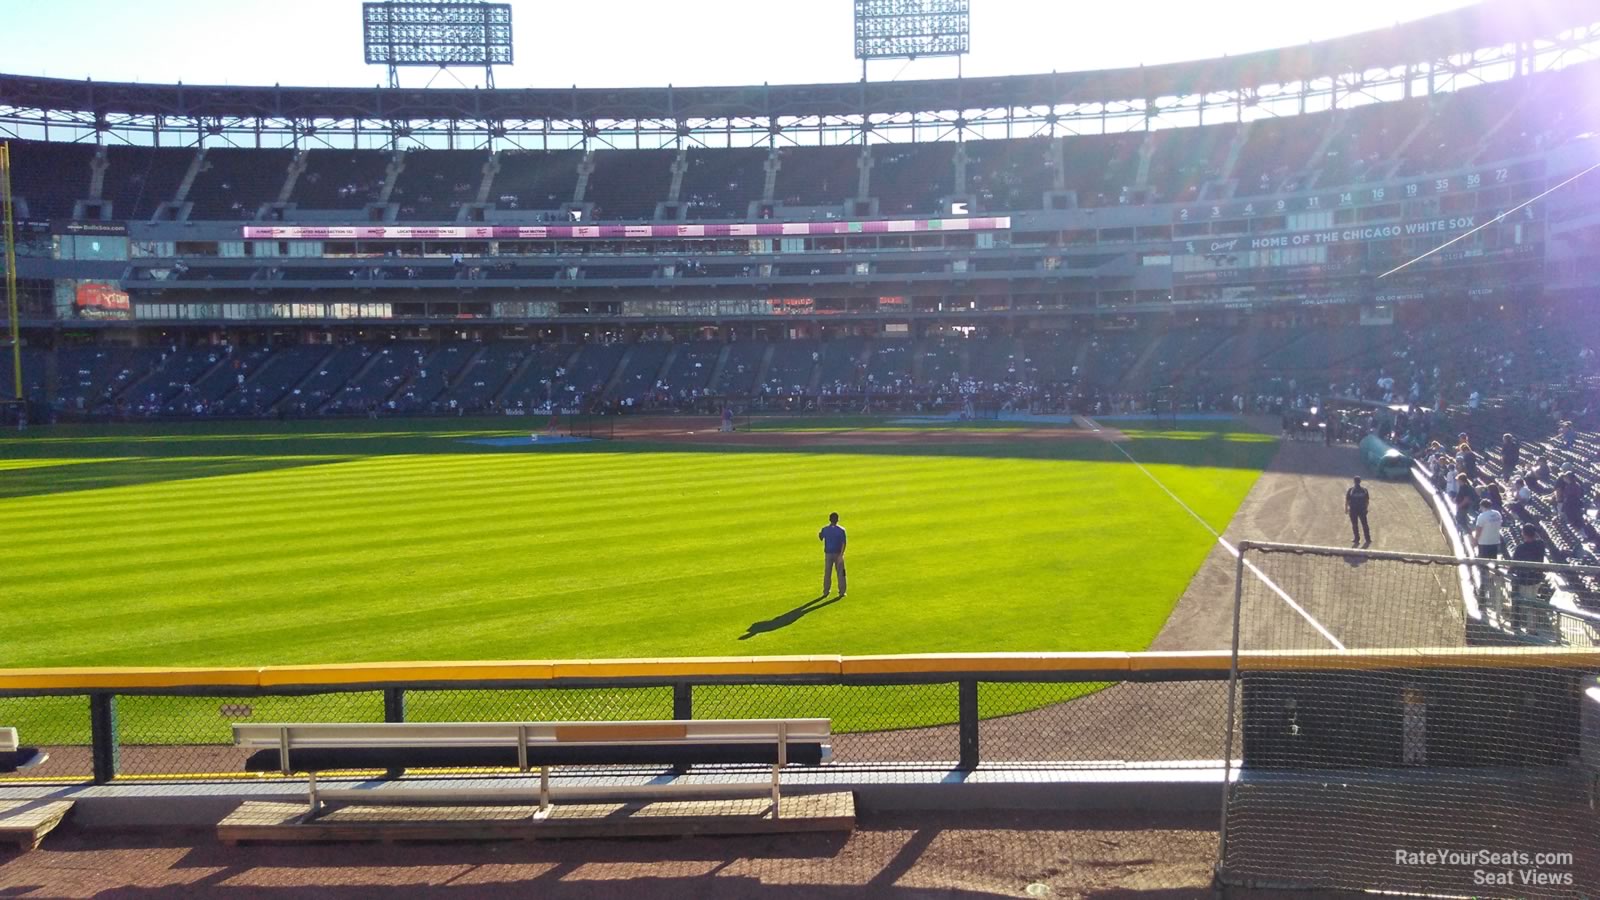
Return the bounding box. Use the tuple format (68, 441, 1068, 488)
(1218, 543, 1600, 898)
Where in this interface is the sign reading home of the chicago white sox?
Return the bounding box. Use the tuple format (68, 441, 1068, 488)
(1178, 217, 1482, 256)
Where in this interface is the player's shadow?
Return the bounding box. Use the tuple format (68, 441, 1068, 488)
(739, 593, 842, 640)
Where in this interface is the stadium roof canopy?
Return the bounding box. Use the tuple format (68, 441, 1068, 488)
(1, 1, 1597, 148)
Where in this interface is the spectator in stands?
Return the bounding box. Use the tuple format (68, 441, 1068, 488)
(1472, 499, 1504, 560)
(1552, 470, 1586, 527)
(1508, 522, 1548, 634)
(1501, 432, 1520, 472)
(1455, 474, 1480, 529)
(1482, 480, 1505, 514)
(1345, 477, 1371, 548)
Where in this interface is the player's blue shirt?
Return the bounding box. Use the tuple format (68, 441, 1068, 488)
(819, 524, 847, 554)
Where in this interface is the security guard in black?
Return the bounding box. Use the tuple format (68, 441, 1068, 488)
(1345, 476, 1371, 547)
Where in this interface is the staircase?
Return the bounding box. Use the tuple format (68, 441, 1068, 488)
(602, 346, 634, 398)
(173, 148, 209, 204)
(277, 151, 308, 204)
(1374, 106, 1437, 181)
(572, 152, 595, 205)
(1218, 121, 1253, 185)
(761, 149, 780, 204)
(376, 151, 406, 205)
(1304, 111, 1349, 189)
(1133, 133, 1157, 190)
(492, 349, 536, 407)
(1049, 137, 1067, 190)
(667, 148, 688, 204)
(705, 343, 734, 393)
(88, 146, 109, 201)
(318, 348, 385, 414)
(475, 153, 501, 206)
(751, 343, 777, 392)
(266, 347, 337, 412)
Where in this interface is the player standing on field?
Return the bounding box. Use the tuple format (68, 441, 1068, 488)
(1345, 476, 1371, 547)
(819, 512, 847, 597)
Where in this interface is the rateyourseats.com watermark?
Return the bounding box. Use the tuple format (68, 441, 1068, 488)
(1395, 848, 1575, 888)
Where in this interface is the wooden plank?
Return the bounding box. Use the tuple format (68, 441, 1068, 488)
(0, 800, 73, 851)
(218, 792, 854, 844)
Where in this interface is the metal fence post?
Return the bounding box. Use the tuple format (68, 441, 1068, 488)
(957, 679, 980, 770)
(383, 687, 406, 723)
(1215, 541, 1250, 888)
(383, 688, 407, 779)
(671, 683, 694, 774)
(89, 693, 119, 784)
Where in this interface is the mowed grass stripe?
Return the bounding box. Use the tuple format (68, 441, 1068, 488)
(6, 452, 1005, 574)
(5, 425, 1269, 674)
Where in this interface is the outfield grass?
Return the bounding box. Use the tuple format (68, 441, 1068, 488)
(0, 417, 1273, 741)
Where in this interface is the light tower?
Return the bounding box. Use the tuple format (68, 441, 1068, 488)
(363, 1, 514, 89)
(853, 0, 971, 82)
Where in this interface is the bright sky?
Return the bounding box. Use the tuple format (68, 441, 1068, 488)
(4, 0, 1484, 90)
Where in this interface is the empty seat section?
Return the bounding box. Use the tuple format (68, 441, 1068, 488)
(658, 341, 723, 396)
(1234, 115, 1327, 196)
(7, 139, 94, 219)
(128, 347, 224, 411)
(563, 344, 627, 402)
(442, 342, 526, 411)
(611, 342, 672, 403)
(682, 149, 767, 220)
(391, 151, 486, 221)
(170, 345, 275, 412)
(1397, 83, 1518, 177)
(919, 339, 962, 386)
(864, 341, 914, 390)
(1147, 124, 1236, 204)
(391, 343, 476, 412)
(871, 143, 955, 216)
(1022, 333, 1077, 384)
(761, 341, 818, 396)
(585, 150, 673, 221)
(493, 151, 580, 213)
(1315, 101, 1417, 187)
(1063, 133, 1144, 206)
(294, 150, 391, 208)
(103, 146, 194, 219)
(326, 343, 427, 413)
(499, 344, 575, 409)
(775, 146, 859, 208)
(816, 338, 867, 394)
(279, 344, 373, 414)
(187, 148, 293, 219)
(967, 337, 1023, 383)
(50, 347, 159, 411)
(221, 345, 331, 415)
(966, 138, 1056, 212)
(715, 342, 766, 395)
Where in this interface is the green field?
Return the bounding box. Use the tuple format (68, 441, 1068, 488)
(3, 416, 1272, 665)
(0, 417, 1274, 742)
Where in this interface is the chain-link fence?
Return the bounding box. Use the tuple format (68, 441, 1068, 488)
(1218, 542, 1600, 899)
(0, 667, 1237, 783)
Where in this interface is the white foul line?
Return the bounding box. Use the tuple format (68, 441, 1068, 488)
(1090, 420, 1347, 650)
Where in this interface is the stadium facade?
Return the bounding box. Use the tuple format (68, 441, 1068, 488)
(2, 4, 1599, 415)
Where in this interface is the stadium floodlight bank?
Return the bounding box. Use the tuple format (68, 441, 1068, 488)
(853, 0, 970, 62)
(362, 1, 512, 88)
